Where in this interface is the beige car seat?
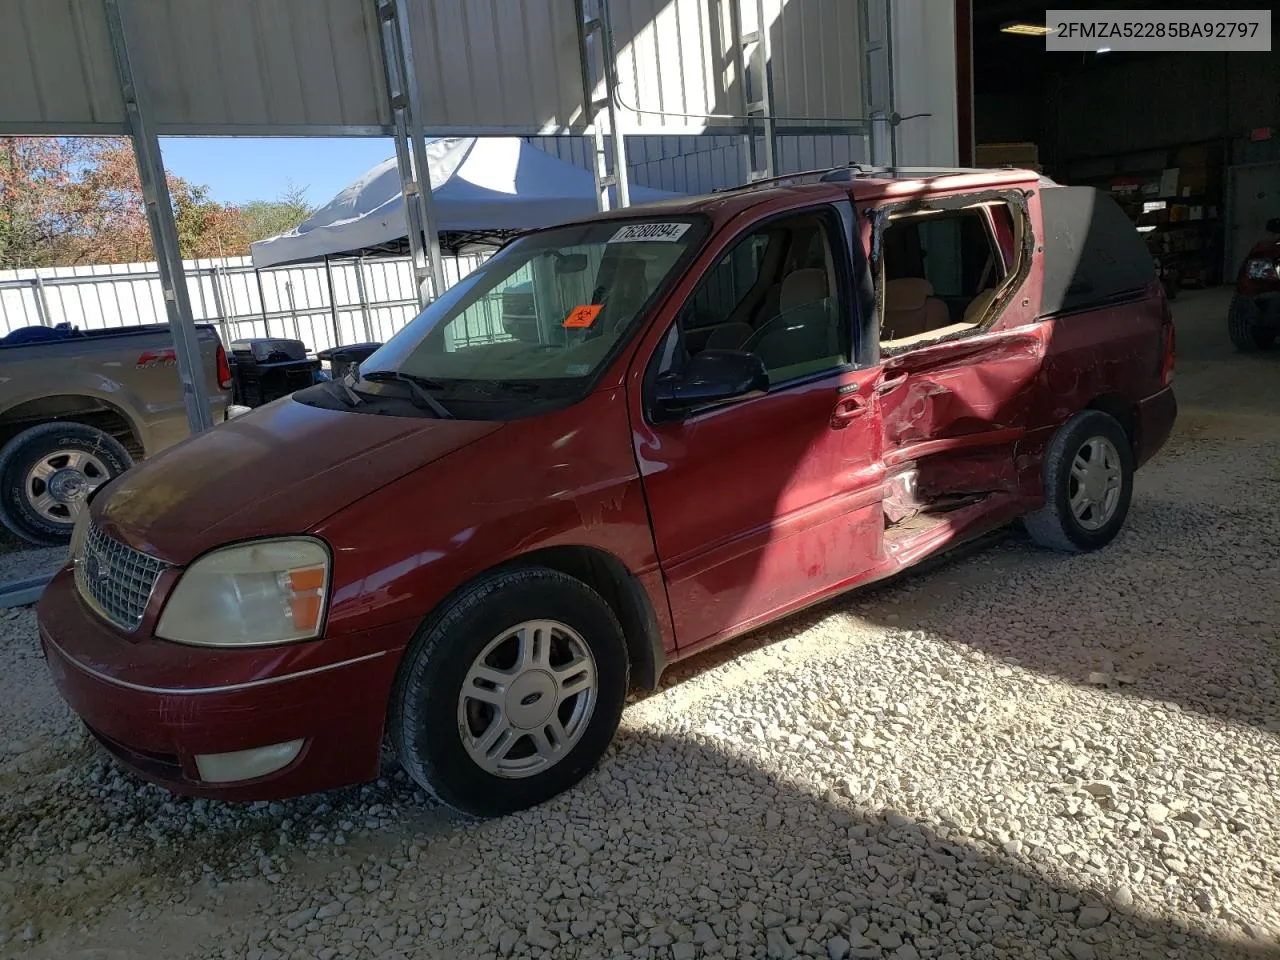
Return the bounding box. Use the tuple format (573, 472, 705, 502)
(883, 277, 949, 340)
(962, 287, 999, 324)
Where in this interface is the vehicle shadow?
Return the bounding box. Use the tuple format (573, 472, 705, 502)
(9, 718, 1276, 960)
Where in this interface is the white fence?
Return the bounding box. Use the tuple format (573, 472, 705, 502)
(0, 253, 491, 354)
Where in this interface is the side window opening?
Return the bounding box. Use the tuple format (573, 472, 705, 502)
(879, 202, 1017, 348)
(657, 210, 851, 390)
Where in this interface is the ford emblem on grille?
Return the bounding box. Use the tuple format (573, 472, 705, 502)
(83, 549, 108, 584)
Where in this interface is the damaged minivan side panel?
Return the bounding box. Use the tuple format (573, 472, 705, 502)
(868, 188, 1045, 533)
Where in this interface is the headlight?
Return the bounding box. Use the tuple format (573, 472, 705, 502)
(1246, 259, 1279, 280)
(156, 538, 330, 647)
(68, 508, 92, 563)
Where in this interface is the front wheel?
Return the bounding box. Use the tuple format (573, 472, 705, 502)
(389, 567, 628, 817)
(1228, 296, 1275, 351)
(1023, 410, 1134, 553)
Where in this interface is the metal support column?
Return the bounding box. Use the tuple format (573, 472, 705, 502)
(31, 276, 52, 327)
(105, 0, 214, 434)
(376, 0, 446, 308)
(323, 258, 343, 348)
(354, 255, 375, 343)
(862, 0, 897, 168)
(209, 263, 233, 349)
(575, 0, 630, 211)
(729, 0, 777, 181)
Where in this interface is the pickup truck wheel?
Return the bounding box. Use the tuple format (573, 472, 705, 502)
(1227, 296, 1274, 351)
(390, 567, 628, 817)
(0, 422, 133, 546)
(1023, 410, 1134, 554)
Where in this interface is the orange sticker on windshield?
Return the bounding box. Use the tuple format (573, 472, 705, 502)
(563, 304, 603, 328)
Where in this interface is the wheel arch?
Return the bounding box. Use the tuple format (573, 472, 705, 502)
(1085, 394, 1137, 455)
(0, 393, 146, 460)
(391, 543, 669, 695)
(492, 544, 668, 692)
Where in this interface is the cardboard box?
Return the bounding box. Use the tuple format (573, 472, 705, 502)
(1174, 144, 1211, 170)
(975, 142, 1040, 168)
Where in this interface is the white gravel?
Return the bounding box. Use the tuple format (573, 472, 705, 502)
(1, 288, 1277, 959)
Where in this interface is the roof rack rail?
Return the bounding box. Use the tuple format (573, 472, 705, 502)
(713, 162, 1023, 195)
(710, 166, 835, 194)
(820, 162, 893, 181)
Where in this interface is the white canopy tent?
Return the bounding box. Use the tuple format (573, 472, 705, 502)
(250, 137, 683, 269)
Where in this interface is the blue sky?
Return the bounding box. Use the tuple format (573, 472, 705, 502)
(158, 137, 394, 207)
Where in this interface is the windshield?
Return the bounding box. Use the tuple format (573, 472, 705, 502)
(359, 218, 705, 403)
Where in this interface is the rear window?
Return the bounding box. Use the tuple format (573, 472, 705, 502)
(1038, 186, 1155, 316)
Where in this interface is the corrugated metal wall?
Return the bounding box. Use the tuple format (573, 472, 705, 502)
(1, 0, 868, 137)
(764, 0, 865, 124)
(0, 0, 124, 132)
(405, 0, 587, 133)
(607, 0, 865, 132)
(135, 0, 391, 133)
(531, 132, 867, 195)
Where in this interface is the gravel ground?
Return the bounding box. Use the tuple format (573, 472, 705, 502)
(1, 287, 1277, 960)
(0, 532, 63, 583)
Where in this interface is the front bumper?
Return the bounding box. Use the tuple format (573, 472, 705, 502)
(1134, 386, 1177, 469)
(37, 569, 414, 801)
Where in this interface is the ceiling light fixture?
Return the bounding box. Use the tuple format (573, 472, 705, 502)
(1095, 46, 1112, 54)
(1000, 21, 1051, 36)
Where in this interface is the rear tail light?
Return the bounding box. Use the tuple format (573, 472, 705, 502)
(1160, 305, 1175, 388)
(215, 344, 233, 391)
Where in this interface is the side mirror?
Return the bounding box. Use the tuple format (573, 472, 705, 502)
(653, 349, 769, 419)
(1266, 218, 1280, 235)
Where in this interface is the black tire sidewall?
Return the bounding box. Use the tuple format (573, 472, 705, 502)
(0, 423, 133, 545)
(1228, 296, 1267, 351)
(392, 568, 629, 817)
(1045, 412, 1134, 551)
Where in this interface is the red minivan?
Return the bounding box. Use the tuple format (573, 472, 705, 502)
(38, 168, 1177, 817)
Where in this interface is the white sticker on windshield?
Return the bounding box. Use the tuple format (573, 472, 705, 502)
(608, 222, 691, 243)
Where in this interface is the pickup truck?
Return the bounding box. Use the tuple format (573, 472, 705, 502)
(0, 323, 232, 545)
(1227, 216, 1280, 351)
(39, 166, 1177, 818)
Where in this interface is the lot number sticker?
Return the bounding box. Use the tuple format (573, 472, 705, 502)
(563, 304, 604, 328)
(608, 222, 691, 243)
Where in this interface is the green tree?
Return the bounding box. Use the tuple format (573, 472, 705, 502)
(241, 180, 314, 243)
(0, 136, 254, 268)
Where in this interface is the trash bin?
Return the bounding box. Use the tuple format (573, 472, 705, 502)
(229, 338, 321, 407)
(315, 342, 383, 382)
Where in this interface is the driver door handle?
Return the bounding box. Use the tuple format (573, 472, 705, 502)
(830, 395, 868, 428)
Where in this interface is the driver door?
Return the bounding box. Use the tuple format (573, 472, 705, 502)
(630, 202, 886, 652)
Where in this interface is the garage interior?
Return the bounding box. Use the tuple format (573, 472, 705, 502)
(971, 0, 1280, 287)
(1, 2, 1278, 959)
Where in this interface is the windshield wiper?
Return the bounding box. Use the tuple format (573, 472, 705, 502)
(359, 371, 454, 419)
(325, 376, 364, 407)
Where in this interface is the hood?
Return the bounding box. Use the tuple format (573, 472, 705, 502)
(97, 397, 502, 562)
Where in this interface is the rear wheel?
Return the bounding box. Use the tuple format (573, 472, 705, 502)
(1228, 296, 1275, 351)
(1023, 410, 1134, 554)
(0, 422, 133, 545)
(390, 567, 628, 817)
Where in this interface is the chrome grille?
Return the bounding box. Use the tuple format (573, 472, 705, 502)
(74, 523, 170, 631)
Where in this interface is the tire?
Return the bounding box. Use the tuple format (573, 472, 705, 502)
(1227, 296, 1274, 352)
(0, 422, 133, 546)
(1023, 410, 1134, 554)
(389, 567, 629, 817)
